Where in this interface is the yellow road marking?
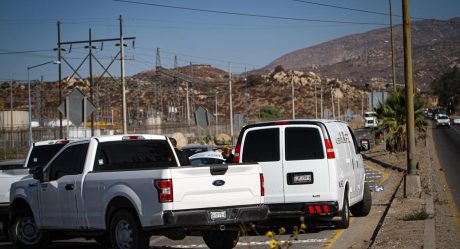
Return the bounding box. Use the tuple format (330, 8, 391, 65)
(323, 218, 354, 248)
(364, 163, 390, 186)
(430, 128, 460, 239)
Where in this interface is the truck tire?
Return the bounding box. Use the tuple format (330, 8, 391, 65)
(109, 209, 150, 249)
(202, 230, 240, 249)
(8, 209, 50, 249)
(350, 182, 372, 217)
(336, 191, 350, 229)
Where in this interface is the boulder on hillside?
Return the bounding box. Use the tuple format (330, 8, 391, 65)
(214, 133, 231, 145)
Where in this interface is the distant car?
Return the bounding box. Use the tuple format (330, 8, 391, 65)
(189, 151, 225, 166)
(364, 111, 378, 128)
(0, 159, 24, 170)
(451, 116, 460, 125)
(436, 114, 450, 128)
(181, 144, 222, 158)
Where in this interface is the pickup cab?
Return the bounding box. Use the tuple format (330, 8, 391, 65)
(1, 139, 72, 239)
(9, 135, 267, 249)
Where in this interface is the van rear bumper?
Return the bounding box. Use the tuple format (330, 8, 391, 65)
(268, 202, 338, 218)
(161, 205, 269, 228)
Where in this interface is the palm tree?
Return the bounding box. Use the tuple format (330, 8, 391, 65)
(375, 87, 426, 152)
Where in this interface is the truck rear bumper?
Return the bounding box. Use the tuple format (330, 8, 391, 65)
(268, 202, 338, 218)
(162, 205, 268, 228)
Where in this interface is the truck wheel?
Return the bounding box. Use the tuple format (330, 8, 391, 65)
(350, 182, 372, 217)
(337, 191, 350, 229)
(109, 209, 150, 249)
(8, 210, 50, 249)
(202, 230, 239, 249)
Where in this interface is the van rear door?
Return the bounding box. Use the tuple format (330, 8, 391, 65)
(282, 125, 331, 203)
(240, 127, 283, 204)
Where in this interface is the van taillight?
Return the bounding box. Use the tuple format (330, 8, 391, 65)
(233, 144, 241, 163)
(155, 179, 173, 203)
(260, 173, 265, 196)
(324, 139, 335, 159)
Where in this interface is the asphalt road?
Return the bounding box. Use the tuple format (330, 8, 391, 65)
(431, 122, 460, 209)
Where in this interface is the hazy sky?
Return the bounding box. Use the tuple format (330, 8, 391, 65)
(1, 0, 459, 81)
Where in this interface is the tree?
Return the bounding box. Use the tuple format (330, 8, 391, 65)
(375, 87, 426, 152)
(430, 67, 460, 114)
(259, 106, 281, 119)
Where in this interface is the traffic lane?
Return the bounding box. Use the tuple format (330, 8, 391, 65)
(0, 166, 388, 249)
(432, 124, 460, 209)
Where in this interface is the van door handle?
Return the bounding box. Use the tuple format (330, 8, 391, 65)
(28, 183, 38, 187)
(65, 184, 74, 191)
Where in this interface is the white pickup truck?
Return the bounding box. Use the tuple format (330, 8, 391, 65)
(9, 135, 267, 249)
(1, 139, 72, 239)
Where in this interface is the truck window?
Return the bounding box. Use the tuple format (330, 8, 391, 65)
(242, 128, 280, 163)
(48, 143, 89, 181)
(285, 127, 324, 160)
(27, 144, 67, 168)
(93, 140, 176, 171)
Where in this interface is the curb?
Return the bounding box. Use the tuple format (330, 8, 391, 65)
(423, 127, 436, 249)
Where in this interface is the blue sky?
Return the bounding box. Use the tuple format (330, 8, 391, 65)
(1, 0, 459, 82)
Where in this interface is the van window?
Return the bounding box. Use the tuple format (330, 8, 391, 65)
(285, 127, 324, 160)
(93, 140, 177, 171)
(242, 128, 280, 162)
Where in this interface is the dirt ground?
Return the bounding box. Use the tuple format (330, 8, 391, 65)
(365, 127, 460, 249)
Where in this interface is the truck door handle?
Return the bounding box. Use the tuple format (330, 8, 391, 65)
(65, 184, 74, 191)
(28, 183, 38, 187)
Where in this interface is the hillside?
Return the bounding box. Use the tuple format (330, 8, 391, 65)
(264, 18, 460, 90)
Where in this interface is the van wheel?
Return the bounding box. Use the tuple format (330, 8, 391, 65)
(202, 230, 240, 249)
(337, 192, 350, 229)
(350, 182, 372, 217)
(8, 210, 50, 249)
(109, 209, 150, 249)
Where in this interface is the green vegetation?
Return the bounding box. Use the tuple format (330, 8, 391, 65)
(402, 208, 430, 221)
(430, 66, 460, 114)
(375, 87, 426, 152)
(259, 106, 282, 119)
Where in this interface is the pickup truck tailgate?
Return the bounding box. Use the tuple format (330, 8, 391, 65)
(170, 164, 262, 211)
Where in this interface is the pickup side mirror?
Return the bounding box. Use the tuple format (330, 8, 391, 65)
(33, 166, 44, 181)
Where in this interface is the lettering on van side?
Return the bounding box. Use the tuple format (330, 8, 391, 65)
(335, 131, 350, 144)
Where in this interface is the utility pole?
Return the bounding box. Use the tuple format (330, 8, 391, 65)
(314, 83, 318, 119)
(331, 86, 335, 120)
(389, 0, 397, 92)
(320, 85, 323, 119)
(245, 77, 249, 125)
(88, 28, 95, 136)
(186, 62, 191, 126)
(337, 97, 341, 120)
(402, 0, 420, 197)
(10, 79, 13, 141)
(215, 91, 218, 136)
(57, 21, 63, 139)
(291, 74, 295, 119)
(119, 15, 127, 134)
(229, 63, 234, 145)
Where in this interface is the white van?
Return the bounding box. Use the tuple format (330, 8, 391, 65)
(364, 111, 378, 128)
(233, 120, 371, 228)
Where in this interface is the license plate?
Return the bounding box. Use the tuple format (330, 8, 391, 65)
(292, 172, 313, 184)
(210, 211, 226, 220)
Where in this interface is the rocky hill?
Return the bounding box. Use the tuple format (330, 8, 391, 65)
(264, 18, 460, 90)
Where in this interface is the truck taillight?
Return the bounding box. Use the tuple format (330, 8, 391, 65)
(233, 144, 241, 163)
(122, 135, 145, 140)
(324, 139, 335, 159)
(260, 173, 265, 197)
(155, 179, 173, 203)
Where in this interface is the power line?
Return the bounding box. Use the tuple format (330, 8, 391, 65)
(291, 0, 425, 20)
(113, 0, 388, 26)
(0, 49, 54, 55)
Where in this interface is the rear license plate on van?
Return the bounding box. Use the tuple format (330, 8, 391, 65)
(210, 210, 226, 220)
(289, 172, 313, 184)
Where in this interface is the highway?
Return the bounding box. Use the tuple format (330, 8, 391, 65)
(431, 123, 460, 209)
